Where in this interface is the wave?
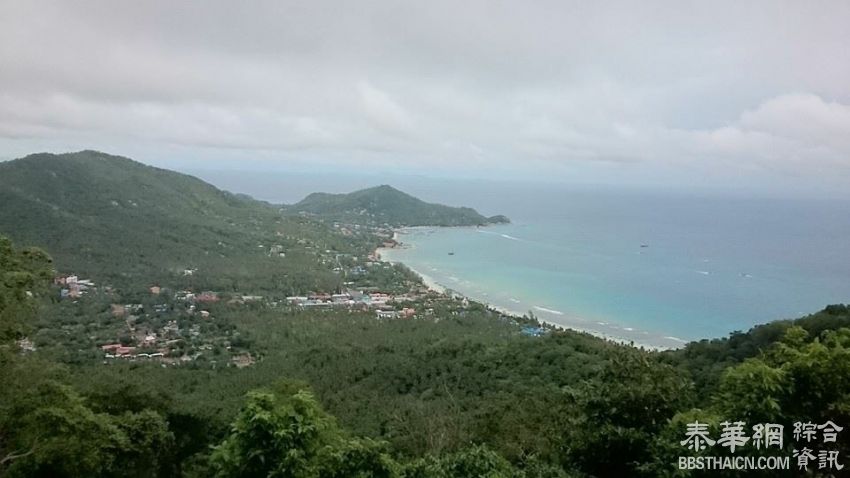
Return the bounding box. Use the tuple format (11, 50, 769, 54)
(476, 229, 523, 242)
(509, 298, 521, 303)
(533, 305, 564, 315)
(695, 270, 710, 275)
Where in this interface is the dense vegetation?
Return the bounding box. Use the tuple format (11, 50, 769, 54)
(290, 185, 510, 227)
(0, 151, 372, 293)
(1, 152, 848, 477)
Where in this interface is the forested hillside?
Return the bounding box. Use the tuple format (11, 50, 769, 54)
(0, 151, 373, 293)
(290, 185, 510, 227)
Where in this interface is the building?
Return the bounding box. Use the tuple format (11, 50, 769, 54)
(232, 353, 255, 368)
(195, 292, 219, 303)
(369, 293, 390, 305)
(521, 326, 546, 337)
(376, 310, 399, 319)
(16, 338, 36, 353)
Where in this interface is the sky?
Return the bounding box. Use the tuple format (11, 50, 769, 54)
(1, 1, 850, 197)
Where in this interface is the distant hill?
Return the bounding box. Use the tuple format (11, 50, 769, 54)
(0, 151, 355, 291)
(289, 184, 510, 227)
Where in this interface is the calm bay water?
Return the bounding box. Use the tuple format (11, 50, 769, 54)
(190, 169, 850, 349)
(381, 189, 850, 348)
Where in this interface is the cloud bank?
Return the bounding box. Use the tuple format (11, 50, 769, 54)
(1, 0, 849, 195)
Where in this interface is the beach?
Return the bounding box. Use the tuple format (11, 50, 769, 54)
(378, 234, 673, 351)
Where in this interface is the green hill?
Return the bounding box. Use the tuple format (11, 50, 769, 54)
(0, 151, 358, 292)
(289, 184, 510, 227)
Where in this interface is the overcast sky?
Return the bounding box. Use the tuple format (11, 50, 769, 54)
(1, 1, 849, 197)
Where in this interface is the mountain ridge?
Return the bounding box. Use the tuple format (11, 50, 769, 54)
(0, 150, 352, 291)
(0, 150, 507, 290)
(290, 184, 510, 227)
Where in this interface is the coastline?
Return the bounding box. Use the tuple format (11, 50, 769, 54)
(377, 229, 677, 351)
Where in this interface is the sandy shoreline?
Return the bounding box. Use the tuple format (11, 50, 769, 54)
(377, 233, 677, 351)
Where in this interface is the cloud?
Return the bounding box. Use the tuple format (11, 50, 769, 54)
(0, 0, 849, 194)
(690, 94, 850, 175)
(357, 81, 415, 136)
(739, 94, 850, 152)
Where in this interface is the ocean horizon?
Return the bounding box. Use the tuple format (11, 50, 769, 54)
(374, 187, 850, 349)
(189, 171, 850, 349)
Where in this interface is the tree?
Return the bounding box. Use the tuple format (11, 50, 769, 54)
(558, 351, 694, 477)
(0, 235, 52, 346)
(403, 445, 515, 478)
(210, 387, 400, 478)
(646, 326, 850, 477)
(0, 361, 177, 477)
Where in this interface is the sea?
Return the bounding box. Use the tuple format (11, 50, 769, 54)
(190, 170, 850, 349)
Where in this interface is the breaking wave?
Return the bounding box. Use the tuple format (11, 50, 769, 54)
(533, 305, 564, 315)
(477, 229, 523, 242)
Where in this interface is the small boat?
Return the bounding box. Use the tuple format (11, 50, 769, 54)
(640, 244, 649, 248)
(448, 252, 455, 256)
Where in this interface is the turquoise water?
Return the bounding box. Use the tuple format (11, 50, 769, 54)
(191, 170, 850, 349)
(381, 190, 850, 348)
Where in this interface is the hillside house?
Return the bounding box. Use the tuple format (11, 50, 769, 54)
(195, 292, 219, 303)
(376, 310, 399, 319)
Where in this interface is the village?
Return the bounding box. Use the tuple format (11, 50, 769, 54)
(38, 227, 548, 370)
(47, 274, 255, 368)
(95, 288, 255, 368)
(54, 274, 97, 299)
